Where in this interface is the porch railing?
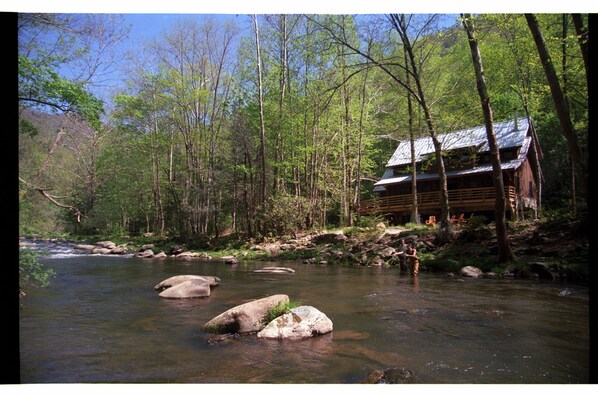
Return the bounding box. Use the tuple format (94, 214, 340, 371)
(358, 186, 516, 215)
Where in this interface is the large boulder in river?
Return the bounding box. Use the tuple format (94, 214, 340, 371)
(257, 305, 333, 339)
(154, 275, 221, 291)
(158, 279, 212, 299)
(460, 266, 483, 278)
(204, 294, 289, 334)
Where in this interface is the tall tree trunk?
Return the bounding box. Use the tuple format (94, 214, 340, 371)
(393, 14, 452, 232)
(403, 33, 420, 225)
(273, 14, 287, 194)
(354, 66, 370, 225)
(570, 14, 589, 89)
(340, 43, 351, 227)
(562, 14, 577, 216)
(462, 13, 515, 263)
(151, 105, 165, 234)
(525, 13, 588, 207)
(252, 14, 268, 206)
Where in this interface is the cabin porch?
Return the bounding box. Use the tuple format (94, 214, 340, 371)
(358, 186, 517, 222)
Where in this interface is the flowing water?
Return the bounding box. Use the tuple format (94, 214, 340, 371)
(18, 240, 590, 384)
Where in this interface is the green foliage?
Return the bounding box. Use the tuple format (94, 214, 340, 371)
(264, 300, 301, 324)
(458, 215, 491, 242)
(406, 223, 436, 237)
(19, 189, 69, 236)
(19, 248, 56, 294)
(355, 215, 387, 228)
(18, 55, 104, 130)
(19, 119, 39, 137)
(256, 193, 313, 236)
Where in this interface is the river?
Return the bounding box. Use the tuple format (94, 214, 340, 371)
(18, 240, 590, 384)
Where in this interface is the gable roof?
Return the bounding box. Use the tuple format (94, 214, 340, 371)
(385, 117, 529, 167)
(374, 117, 532, 191)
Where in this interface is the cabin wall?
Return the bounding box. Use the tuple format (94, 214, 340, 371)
(515, 158, 538, 213)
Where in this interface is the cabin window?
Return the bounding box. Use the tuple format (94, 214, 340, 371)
(500, 149, 518, 162)
(393, 165, 410, 176)
(478, 153, 490, 164)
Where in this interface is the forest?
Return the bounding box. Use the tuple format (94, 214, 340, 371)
(18, 13, 589, 242)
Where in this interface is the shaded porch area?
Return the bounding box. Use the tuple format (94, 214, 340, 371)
(358, 186, 517, 219)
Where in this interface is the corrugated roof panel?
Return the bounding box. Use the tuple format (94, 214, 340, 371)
(375, 157, 523, 187)
(374, 123, 532, 188)
(386, 117, 529, 167)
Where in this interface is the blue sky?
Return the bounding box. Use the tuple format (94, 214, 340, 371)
(122, 14, 244, 43)
(8, 0, 597, 14)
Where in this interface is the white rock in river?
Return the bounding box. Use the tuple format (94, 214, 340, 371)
(257, 305, 333, 339)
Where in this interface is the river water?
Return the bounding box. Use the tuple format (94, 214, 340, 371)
(18, 240, 590, 384)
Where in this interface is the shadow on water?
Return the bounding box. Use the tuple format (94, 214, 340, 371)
(19, 241, 590, 384)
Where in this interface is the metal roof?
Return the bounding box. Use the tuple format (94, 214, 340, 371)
(385, 117, 529, 167)
(374, 118, 531, 191)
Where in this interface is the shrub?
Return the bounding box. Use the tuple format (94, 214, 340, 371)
(19, 248, 56, 296)
(355, 214, 386, 228)
(256, 193, 312, 236)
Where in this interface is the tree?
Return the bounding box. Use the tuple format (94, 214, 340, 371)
(570, 14, 589, 89)
(401, 15, 420, 225)
(487, 14, 544, 216)
(309, 14, 454, 233)
(524, 13, 588, 207)
(387, 14, 453, 234)
(462, 13, 515, 263)
(252, 15, 268, 206)
(18, 14, 128, 224)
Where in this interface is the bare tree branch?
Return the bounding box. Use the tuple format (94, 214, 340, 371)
(19, 177, 84, 222)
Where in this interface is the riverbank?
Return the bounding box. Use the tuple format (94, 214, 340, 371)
(20, 214, 589, 282)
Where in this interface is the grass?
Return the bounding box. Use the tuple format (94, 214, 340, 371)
(264, 300, 301, 324)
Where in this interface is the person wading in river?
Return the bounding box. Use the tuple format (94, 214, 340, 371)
(404, 244, 420, 276)
(396, 238, 408, 271)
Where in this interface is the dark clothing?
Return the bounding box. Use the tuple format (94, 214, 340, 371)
(397, 241, 408, 269)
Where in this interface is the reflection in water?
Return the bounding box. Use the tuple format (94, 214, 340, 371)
(18, 242, 590, 384)
(410, 274, 419, 292)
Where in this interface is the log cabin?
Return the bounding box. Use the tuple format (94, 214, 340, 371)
(359, 117, 542, 224)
